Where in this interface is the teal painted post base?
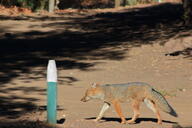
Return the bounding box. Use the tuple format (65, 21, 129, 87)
(47, 82, 57, 124)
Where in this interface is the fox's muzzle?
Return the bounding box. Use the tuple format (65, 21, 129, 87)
(81, 96, 89, 102)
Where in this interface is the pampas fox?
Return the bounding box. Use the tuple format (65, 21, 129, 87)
(81, 82, 177, 124)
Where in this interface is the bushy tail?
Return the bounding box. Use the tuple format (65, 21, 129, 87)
(149, 88, 178, 117)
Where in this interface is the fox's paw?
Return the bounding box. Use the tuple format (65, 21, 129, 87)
(157, 121, 162, 125)
(127, 120, 136, 124)
(93, 119, 100, 122)
(120, 120, 126, 124)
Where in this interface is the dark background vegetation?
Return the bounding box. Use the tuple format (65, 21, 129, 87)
(0, 0, 165, 9)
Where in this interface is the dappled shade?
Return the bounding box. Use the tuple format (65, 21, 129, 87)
(0, 3, 191, 123)
(0, 3, 191, 84)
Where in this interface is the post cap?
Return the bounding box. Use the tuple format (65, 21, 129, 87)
(47, 60, 57, 82)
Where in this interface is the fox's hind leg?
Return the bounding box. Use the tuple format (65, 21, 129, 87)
(112, 100, 126, 124)
(144, 99, 162, 124)
(127, 100, 141, 124)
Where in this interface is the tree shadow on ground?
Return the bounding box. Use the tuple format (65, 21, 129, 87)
(0, 3, 191, 85)
(0, 85, 46, 119)
(85, 117, 178, 124)
(165, 48, 192, 57)
(0, 120, 61, 128)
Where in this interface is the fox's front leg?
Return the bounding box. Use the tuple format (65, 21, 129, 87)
(94, 102, 110, 122)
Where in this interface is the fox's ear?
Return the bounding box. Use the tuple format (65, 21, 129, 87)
(91, 82, 98, 88)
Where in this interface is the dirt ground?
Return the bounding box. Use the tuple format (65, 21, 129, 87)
(0, 2, 192, 128)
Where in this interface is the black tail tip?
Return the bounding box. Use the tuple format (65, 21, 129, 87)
(170, 110, 178, 117)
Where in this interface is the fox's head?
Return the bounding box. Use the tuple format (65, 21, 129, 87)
(81, 83, 104, 102)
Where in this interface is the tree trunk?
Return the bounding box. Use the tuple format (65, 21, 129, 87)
(39, 0, 46, 10)
(183, 0, 192, 25)
(122, 0, 126, 6)
(33, 0, 47, 11)
(54, 0, 59, 9)
(49, 0, 55, 12)
(115, 0, 121, 8)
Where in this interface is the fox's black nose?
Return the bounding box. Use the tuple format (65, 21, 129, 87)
(81, 97, 86, 102)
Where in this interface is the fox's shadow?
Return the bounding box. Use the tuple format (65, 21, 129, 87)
(86, 117, 177, 124)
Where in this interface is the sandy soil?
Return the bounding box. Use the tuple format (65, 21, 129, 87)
(0, 2, 192, 128)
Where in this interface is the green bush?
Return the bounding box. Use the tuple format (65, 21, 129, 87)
(0, 0, 48, 11)
(126, 0, 137, 5)
(17, 0, 34, 8)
